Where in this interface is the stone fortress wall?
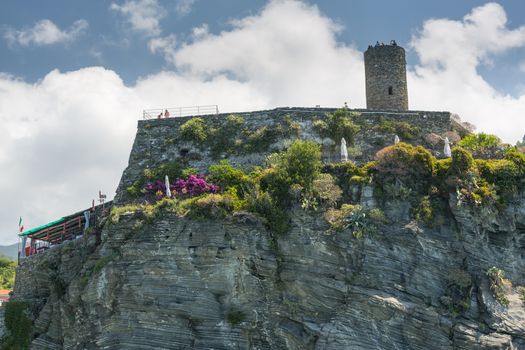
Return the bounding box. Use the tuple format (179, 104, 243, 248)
(114, 107, 458, 204)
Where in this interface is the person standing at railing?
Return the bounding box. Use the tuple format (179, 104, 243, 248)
(157, 111, 162, 119)
(164, 109, 170, 118)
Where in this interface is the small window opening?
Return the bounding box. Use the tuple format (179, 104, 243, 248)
(388, 86, 393, 95)
(179, 148, 190, 157)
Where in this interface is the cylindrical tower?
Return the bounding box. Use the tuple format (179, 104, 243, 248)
(364, 42, 408, 111)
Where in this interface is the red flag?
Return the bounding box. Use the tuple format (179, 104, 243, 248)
(19, 225, 24, 233)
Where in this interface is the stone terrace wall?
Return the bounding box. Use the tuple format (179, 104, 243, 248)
(114, 107, 454, 203)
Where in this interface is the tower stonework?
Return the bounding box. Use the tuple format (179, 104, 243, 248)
(364, 43, 408, 111)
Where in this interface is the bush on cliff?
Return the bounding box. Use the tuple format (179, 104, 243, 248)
(207, 114, 245, 156)
(486, 267, 510, 307)
(373, 143, 434, 197)
(126, 159, 190, 198)
(207, 160, 250, 197)
(476, 159, 519, 198)
(451, 147, 474, 176)
(458, 133, 501, 158)
(179, 193, 236, 220)
(375, 117, 421, 140)
(268, 140, 322, 192)
(179, 117, 207, 142)
(313, 108, 360, 144)
(324, 204, 387, 238)
(1, 301, 32, 350)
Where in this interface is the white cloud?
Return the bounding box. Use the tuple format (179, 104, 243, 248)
(110, 0, 166, 37)
(408, 2, 525, 142)
(4, 19, 88, 46)
(148, 34, 177, 63)
(520, 61, 525, 73)
(175, 0, 197, 16)
(191, 24, 209, 40)
(171, 0, 364, 107)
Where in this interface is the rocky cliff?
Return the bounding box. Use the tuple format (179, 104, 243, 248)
(11, 108, 525, 349)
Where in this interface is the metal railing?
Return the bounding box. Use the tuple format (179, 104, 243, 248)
(143, 105, 219, 120)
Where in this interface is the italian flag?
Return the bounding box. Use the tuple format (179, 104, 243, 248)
(19, 217, 24, 233)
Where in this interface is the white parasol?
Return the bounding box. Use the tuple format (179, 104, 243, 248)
(444, 137, 451, 158)
(341, 138, 348, 162)
(165, 175, 171, 198)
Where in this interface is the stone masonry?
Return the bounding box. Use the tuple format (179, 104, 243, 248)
(365, 44, 409, 111)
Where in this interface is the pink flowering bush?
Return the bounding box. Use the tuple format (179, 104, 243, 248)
(143, 175, 219, 202)
(174, 175, 220, 197)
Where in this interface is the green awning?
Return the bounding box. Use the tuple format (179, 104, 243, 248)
(18, 218, 65, 237)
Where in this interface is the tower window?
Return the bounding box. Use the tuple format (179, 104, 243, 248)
(388, 86, 393, 95)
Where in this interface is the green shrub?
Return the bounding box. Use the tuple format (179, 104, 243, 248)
(323, 161, 361, 179)
(0, 257, 16, 290)
(127, 159, 189, 198)
(246, 191, 290, 235)
(451, 147, 474, 176)
(179, 117, 207, 142)
(413, 196, 433, 224)
(324, 204, 386, 237)
(271, 140, 322, 191)
(225, 114, 245, 127)
(93, 255, 114, 274)
(110, 198, 177, 223)
(311, 173, 342, 207)
(376, 117, 420, 140)
(110, 204, 143, 223)
(207, 115, 245, 156)
(504, 148, 525, 177)
(181, 167, 198, 178)
(180, 193, 236, 219)
(243, 126, 282, 153)
(476, 159, 519, 197)
(374, 143, 434, 196)
(226, 310, 246, 326)
(258, 167, 293, 206)
(313, 108, 360, 143)
(486, 267, 510, 307)
(322, 161, 368, 195)
(434, 158, 452, 182)
(282, 115, 302, 136)
(445, 269, 473, 314)
(299, 173, 343, 210)
(2, 301, 32, 350)
(459, 133, 501, 157)
(207, 160, 249, 196)
(375, 143, 434, 180)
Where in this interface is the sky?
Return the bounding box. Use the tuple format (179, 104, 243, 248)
(1, 0, 525, 245)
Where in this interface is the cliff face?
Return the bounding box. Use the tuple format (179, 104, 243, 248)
(12, 108, 525, 349)
(14, 197, 525, 349)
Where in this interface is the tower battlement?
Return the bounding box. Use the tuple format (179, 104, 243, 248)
(364, 42, 408, 111)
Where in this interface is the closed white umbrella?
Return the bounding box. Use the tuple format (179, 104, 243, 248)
(394, 135, 400, 144)
(444, 137, 452, 158)
(341, 138, 348, 162)
(165, 175, 171, 198)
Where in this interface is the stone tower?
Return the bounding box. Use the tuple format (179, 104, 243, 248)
(364, 42, 408, 111)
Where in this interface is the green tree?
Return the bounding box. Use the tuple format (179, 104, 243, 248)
(458, 133, 501, 157)
(271, 140, 322, 191)
(0, 257, 16, 290)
